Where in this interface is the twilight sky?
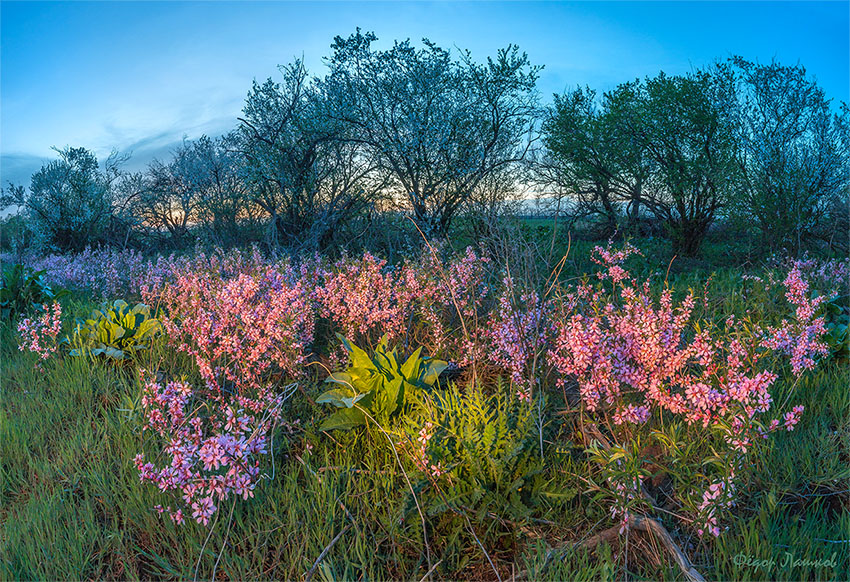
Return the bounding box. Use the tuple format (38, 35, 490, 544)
(2, 1, 848, 188)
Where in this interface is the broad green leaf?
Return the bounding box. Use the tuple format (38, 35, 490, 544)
(400, 347, 423, 381)
(316, 388, 368, 409)
(320, 407, 367, 431)
(325, 371, 355, 387)
(421, 359, 448, 386)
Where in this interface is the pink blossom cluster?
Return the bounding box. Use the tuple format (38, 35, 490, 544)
(695, 477, 735, 537)
(407, 246, 492, 365)
(156, 264, 315, 393)
(591, 241, 642, 285)
(775, 256, 850, 300)
(315, 252, 411, 345)
(760, 264, 830, 376)
(16, 301, 62, 362)
(314, 247, 493, 363)
(135, 372, 286, 526)
(607, 473, 643, 534)
(767, 405, 804, 432)
(549, 279, 787, 430)
(138, 246, 279, 305)
(547, 245, 834, 537)
(486, 278, 550, 401)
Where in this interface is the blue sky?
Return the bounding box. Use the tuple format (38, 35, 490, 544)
(2, 1, 848, 187)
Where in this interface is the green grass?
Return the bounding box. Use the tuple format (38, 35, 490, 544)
(1, 263, 848, 581)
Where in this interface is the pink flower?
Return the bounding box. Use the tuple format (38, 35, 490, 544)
(783, 405, 804, 431)
(191, 496, 216, 526)
(17, 302, 62, 362)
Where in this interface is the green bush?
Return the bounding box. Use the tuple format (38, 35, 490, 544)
(317, 334, 447, 431)
(824, 294, 849, 358)
(0, 263, 66, 320)
(68, 300, 162, 360)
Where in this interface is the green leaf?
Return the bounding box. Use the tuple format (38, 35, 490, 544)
(421, 359, 448, 386)
(320, 407, 367, 431)
(104, 347, 126, 359)
(400, 347, 423, 381)
(382, 376, 405, 416)
(325, 371, 355, 387)
(316, 388, 368, 409)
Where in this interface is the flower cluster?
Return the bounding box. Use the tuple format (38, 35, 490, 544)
(405, 421, 445, 479)
(135, 372, 290, 526)
(760, 264, 830, 376)
(315, 247, 493, 364)
(17, 301, 62, 363)
(315, 253, 410, 345)
(487, 278, 549, 401)
(591, 241, 641, 285)
(408, 246, 492, 365)
(695, 477, 735, 538)
(25, 247, 148, 300)
(772, 255, 850, 300)
(548, 246, 832, 537)
(157, 265, 315, 393)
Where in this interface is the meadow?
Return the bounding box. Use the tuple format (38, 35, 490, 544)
(1, 231, 848, 581)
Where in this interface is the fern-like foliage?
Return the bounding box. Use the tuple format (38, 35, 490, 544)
(404, 379, 545, 558)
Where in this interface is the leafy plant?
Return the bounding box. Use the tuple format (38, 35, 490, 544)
(398, 380, 550, 571)
(823, 294, 849, 357)
(0, 263, 67, 320)
(413, 381, 545, 523)
(69, 300, 162, 359)
(317, 334, 447, 431)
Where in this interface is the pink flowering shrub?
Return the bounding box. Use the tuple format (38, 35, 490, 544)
(486, 277, 550, 401)
(135, 372, 293, 525)
(760, 263, 830, 376)
(548, 243, 826, 538)
(315, 247, 493, 366)
(315, 252, 409, 347)
(157, 264, 315, 392)
(405, 246, 492, 366)
(770, 255, 850, 300)
(590, 241, 642, 285)
(17, 301, 62, 363)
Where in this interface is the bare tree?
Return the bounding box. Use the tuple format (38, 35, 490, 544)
(136, 148, 199, 248)
(320, 30, 540, 235)
(236, 59, 383, 250)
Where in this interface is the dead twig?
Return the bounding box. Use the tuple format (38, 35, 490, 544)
(303, 523, 352, 582)
(631, 515, 705, 582)
(417, 560, 443, 582)
(583, 423, 706, 582)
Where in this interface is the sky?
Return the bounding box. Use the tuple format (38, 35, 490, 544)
(2, 1, 848, 189)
